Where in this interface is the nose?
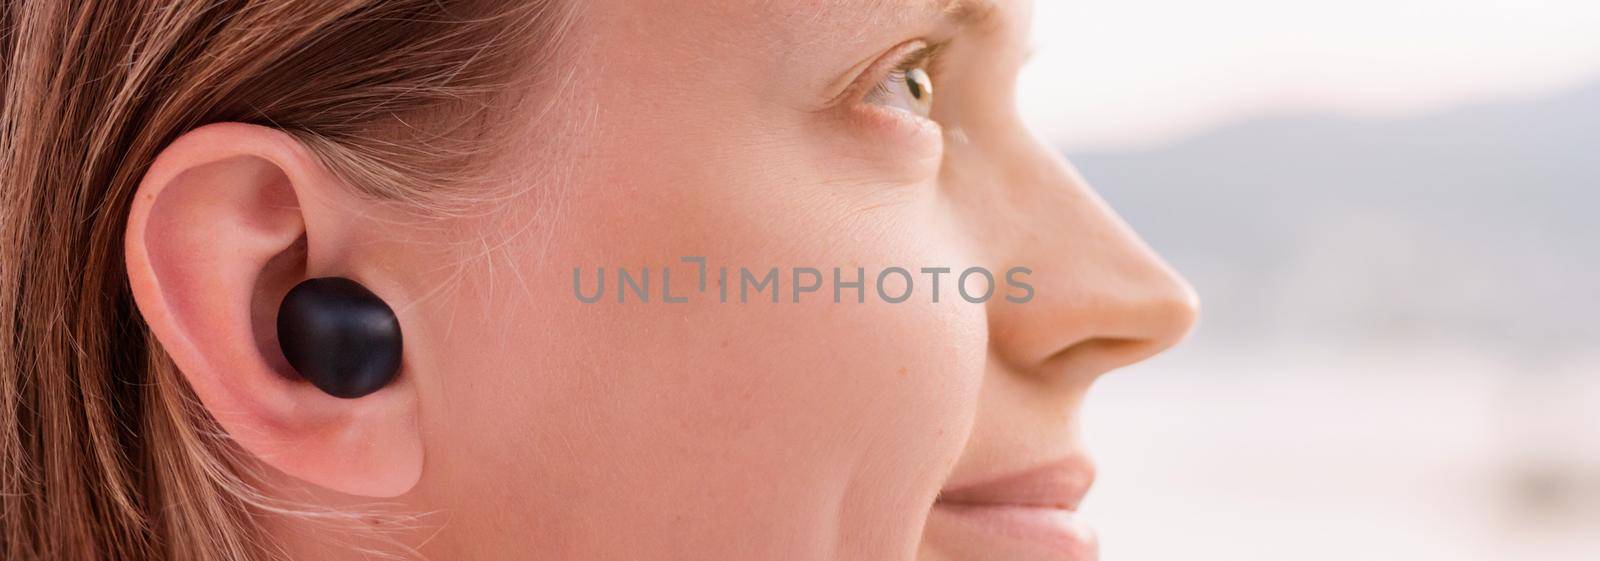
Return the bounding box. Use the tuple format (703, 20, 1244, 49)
(950, 122, 1199, 377)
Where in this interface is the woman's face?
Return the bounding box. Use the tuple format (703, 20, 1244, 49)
(398, 0, 1198, 559)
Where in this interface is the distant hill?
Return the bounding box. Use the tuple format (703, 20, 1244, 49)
(1068, 81, 1600, 351)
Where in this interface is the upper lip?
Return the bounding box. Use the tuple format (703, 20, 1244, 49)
(934, 456, 1096, 512)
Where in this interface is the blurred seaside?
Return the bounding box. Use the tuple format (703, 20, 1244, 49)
(1015, 2, 1600, 558)
(1066, 72, 1600, 561)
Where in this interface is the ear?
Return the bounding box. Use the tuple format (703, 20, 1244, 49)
(125, 123, 422, 497)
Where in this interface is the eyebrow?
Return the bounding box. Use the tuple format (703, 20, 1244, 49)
(857, 0, 999, 28)
(936, 0, 998, 26)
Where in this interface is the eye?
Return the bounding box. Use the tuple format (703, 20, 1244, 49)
(863, 46, 940, 119)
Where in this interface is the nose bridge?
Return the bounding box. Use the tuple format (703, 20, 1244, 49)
(969, 125, 1199, 373)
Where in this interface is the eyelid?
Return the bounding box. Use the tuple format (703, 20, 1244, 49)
(865, 43, 946, 103)
(824, 39, 947, 110)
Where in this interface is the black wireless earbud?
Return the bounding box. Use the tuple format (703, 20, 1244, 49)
(276, 277, 403, 399)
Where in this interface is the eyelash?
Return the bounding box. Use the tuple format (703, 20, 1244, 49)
(865, 42, 947, 103)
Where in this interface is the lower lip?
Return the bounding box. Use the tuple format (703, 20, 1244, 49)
(929, 503, 1099, 561)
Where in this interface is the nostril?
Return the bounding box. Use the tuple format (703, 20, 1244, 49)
(986, 268, 1202, 376)
(1051, 280, 1201, 379)
(1056, 336, 1177, 380)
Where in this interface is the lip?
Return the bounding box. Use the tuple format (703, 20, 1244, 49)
(929, 458, 1098, 560)
(938, 458, 1095, 510)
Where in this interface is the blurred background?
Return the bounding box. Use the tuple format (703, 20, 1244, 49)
(1014, 1, 1600, 560)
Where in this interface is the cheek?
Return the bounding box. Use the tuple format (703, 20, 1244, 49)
(413, 166, 988, 556)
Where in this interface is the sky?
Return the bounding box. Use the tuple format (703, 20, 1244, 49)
(1017, 0, 1600, 151)
(1018, 4, 1600, 559)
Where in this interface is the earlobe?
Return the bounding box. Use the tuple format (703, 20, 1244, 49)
(125, 123, 423, 498)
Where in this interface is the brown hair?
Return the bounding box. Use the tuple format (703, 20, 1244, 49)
(0, 1, 571, 559)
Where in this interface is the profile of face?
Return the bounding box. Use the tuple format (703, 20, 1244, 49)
(123, 0, 1197, 559)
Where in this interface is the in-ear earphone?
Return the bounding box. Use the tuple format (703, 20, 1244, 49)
(276, 277, 403, 399)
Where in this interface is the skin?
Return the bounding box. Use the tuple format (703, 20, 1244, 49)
(123, 0, 1197, 559)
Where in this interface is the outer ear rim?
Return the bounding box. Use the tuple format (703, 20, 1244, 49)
(124, 122, 424, 498)
(125, 123, 315, 422)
